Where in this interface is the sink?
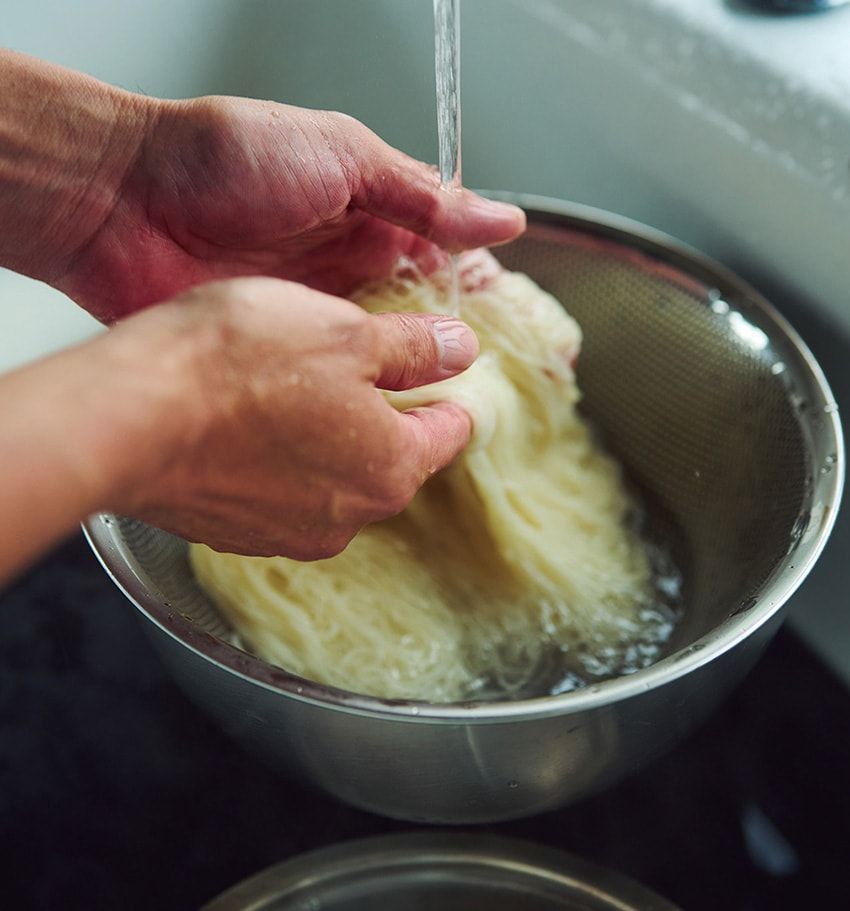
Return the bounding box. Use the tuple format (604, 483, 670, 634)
(3, 0, 849, 680)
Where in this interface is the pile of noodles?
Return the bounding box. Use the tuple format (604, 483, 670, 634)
(190, 263, 669, 702)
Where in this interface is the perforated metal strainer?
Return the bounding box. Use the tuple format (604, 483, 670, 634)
(85, 195, 842, 823)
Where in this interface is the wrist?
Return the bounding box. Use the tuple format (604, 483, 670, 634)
(0, 300, 208, 582)
(82, 301, 215, 517)
(0, 50, 162, 286)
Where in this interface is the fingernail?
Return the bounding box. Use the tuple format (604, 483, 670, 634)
(433, 318, 479, 374)
(467, 196, 525, 223)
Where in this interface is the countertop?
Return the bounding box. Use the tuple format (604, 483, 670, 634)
(2, 533, 849, 910)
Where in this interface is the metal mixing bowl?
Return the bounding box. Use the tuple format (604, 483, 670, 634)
(84, 195, 843, 824)
(200, 832, 682, 910)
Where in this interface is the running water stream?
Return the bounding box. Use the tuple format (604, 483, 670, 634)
(433, 0, 462, 316)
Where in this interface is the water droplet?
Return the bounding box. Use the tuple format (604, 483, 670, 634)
(821, 453, 837, 475)
(770, 362, 786, 376)
(102, 516, 112, 526)
(296, 686, 304, 695)
(508, 780, 519, 789)
(411, 707, 420, 715)
(693, 469, 702, 479)
(711, 298, 730, 315)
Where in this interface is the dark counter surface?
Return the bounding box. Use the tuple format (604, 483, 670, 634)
(2, 534, 849, 910)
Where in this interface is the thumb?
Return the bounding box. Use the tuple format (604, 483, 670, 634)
(372, 312, 479, 391)
(336, 118, 525, 251)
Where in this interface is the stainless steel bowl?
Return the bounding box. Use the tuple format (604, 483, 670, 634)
(84, 195, 843, 824)
(201, 832, 682, 910)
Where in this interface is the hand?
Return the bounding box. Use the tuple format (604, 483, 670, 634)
(0, 53, 500, 581)
(0, 275, 479, 578)
(62, 98, 523, 321)
(110, 277, 478, 559)
(0, 53, 524, 321)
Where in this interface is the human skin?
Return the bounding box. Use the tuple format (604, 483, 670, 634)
(0, 51, 523, 320)
(0, 51, 525, 583)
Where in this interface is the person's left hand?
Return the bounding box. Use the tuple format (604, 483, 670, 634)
(54, 96, 525, 321)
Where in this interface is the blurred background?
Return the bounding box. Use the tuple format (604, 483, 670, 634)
(4, 0, 850, 353)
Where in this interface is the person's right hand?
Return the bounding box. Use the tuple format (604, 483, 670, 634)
(109, 276, 478, 559)
(1, 275, 480, 579)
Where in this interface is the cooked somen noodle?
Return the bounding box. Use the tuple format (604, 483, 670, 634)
(190, 258, 675, 702)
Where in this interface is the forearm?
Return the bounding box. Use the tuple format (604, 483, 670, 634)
(0, 49, 156, 286)
(0, 305, 200, 584)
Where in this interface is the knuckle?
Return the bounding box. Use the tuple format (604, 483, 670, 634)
(377, 466, 421, 516)
(373, 432, 408, 475)
(280, 541, 312, 561)
(403, 188, 442, 239)
(386, 313, 437, 386)
(243, 540, 288, 559)
(318, 111, 370, 191)
(283, 535, 344, 562)
(344, 308, 378, 351)
(204, 288, 251, 357)
(187, 94, 236, 126)
(400, 313, 434, 358)
(328, 308, 378, 368)
(309, 533, 353, 561)
(323, 110, 364, 134)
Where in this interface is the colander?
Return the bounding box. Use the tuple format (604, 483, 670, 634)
(84, 195, 843, 823)
(201, 832, 682, 910)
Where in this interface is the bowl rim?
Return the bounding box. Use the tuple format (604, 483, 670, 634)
(199, 831, 682, 910)
(83, 193, 844, 724)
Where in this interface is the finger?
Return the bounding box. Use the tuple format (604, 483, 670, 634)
(372, 311, 479, 391)
(396, 401, 473, 480)
(330, 115, 526, 251)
